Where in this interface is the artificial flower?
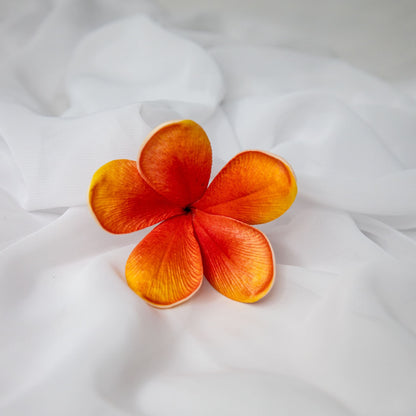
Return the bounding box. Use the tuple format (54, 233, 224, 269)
(89, 120, 297, 308)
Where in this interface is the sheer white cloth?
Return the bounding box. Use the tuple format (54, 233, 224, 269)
(1, 1, 415, 415)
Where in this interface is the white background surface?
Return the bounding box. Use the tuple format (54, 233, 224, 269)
(1, 0, 416, 415)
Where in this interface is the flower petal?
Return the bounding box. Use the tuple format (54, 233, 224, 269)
(194, 151, 297, 224)
(192, 210, 274, 303)
(126, 214, 203, 308)
(89, 159, 183, 234)
(138, 120, 212, 206)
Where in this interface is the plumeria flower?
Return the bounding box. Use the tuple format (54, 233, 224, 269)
(89, 120, 297, 308)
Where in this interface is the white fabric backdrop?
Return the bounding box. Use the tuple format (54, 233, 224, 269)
(1, 0, 416, 415)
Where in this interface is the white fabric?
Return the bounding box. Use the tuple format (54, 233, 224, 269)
(1, 1, 416, 415)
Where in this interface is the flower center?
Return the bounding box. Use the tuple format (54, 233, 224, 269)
(183, 205, 192, 214)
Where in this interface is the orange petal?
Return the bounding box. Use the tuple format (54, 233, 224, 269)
(194, 151, 297, 224)
(126, 214, 203, 308)
(192, 210, 274, 303)
(89, 159, 183, 234)
(138, 120, 212, 206)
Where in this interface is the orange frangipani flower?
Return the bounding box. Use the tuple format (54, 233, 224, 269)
(89, 120, 297, 308)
